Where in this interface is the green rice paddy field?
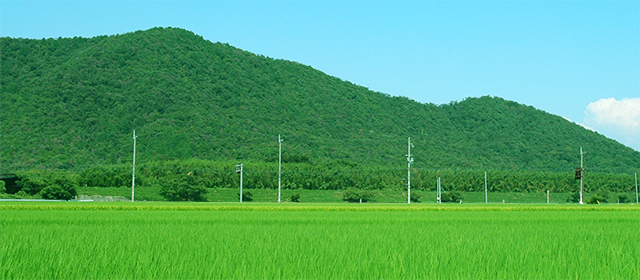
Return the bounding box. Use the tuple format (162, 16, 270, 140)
(1, 202, 639, 279)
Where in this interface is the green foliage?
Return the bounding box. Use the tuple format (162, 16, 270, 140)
(567, 191, 581, 203)
(410, 190, 421, 202)
(6, 160, 638, 199)
(587, 195, 603, 204)
(40, 177, 78, 200)
(40, 184, 75, 200)
(342, 188, 372, 203)
(617, 194, 630, 204)
(441, 191, 463, 203)
(290, 193, 300, 202)
(238, 191, 253, 202)
(0, 180, 5, 193)
(13, 171, 78, 199)
(79, 165, 139, 188)
(16, 174, 48, 195)
(1, 28, 639, 175)
(588, 189, 609, 204)
(159, 174, 208, 201)
(1, 27, 638, 197)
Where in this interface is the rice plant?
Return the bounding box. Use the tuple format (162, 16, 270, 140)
(1, 203, 638, 279)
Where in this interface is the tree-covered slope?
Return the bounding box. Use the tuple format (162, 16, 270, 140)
(440, 98, 638, 172)
(1, 27, 638, 173)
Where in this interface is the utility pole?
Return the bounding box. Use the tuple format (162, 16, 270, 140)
(579, 147, 584, 205)
(236, 164, 243, 203)
(278, 134, 282, 203)
(131, 130, 138, 202)
(437, 177, 441, 204)
(484, 171, 488, 204)
(407, 137, 414, 204)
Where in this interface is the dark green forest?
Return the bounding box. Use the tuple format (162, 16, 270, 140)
(1, 27, 639, 198)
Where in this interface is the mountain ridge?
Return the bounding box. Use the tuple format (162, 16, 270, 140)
(1, 27, 638, 173)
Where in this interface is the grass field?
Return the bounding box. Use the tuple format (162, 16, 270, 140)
(1, 202, 638, 279)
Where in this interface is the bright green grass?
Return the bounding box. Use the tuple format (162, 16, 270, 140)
(1, 203, 638, 279)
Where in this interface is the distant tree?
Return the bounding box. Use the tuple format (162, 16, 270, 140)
(16, 174, 48, 195)
(41, 184, 75, 200)
(587, 189, 609, 204)
(342, 188, 371, 203)
(617, 194, 630, 203)
(159, 174, 208, 201)
(79, 164, 134, 188)
(12, 171, 78, 200)
(440, 191, 463, 203)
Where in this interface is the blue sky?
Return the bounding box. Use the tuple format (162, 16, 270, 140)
(2, 1, 639, 151)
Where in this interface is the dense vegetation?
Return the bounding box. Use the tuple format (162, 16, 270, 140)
(2, 27, 638, 172)
(4, 159, 637, 202)
(1, 27, 638, 199)
(2, 205, 638, 279)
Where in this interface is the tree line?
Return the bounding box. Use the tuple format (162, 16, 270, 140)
(4, 159, 637, 201)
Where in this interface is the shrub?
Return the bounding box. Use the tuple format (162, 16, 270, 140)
(617, 194, 630, 203)
(238, 191, 253, 202)
(14, 171, 78, 197)
(41, 184, 75, 200)
(342, 188, 371, 203)
(290, 193, 300, 202)
(0, 180, 5, 193)
(441, 191, 463, 203)
(159, 174, 208, 201)
(588, 189, 609, 204)
(410, 190, 421, 202)
(567, 191, 581, 203)
(16, 175, 48, 195)
(38, 177, 78, 200)
(587, 195, 604, 204)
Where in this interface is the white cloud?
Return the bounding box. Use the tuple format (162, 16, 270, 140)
(585, 98, 640, 131)
(584, 97, 640, 151)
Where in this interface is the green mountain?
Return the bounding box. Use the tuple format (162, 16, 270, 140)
(1, 27, 638, 173)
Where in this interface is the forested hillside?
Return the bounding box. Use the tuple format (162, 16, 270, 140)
(1, 27, 639, 174)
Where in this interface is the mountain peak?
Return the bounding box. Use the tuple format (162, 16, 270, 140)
(1, 28, 638, 173)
